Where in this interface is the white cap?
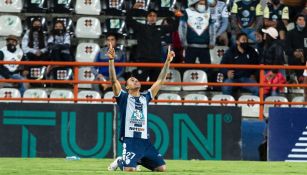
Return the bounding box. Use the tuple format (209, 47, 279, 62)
(188, 0, 200, 6)
(262, 27, 278, 39)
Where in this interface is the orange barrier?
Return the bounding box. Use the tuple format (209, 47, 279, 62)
(0, 61, 307, 120)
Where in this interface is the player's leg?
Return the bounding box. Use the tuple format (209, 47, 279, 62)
(138, 140, 166, 172)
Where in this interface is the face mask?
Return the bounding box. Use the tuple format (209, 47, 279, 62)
(207, 0, 215, 6)
(33, 26, 41, 31)
(54, 29, 63, 35)
(271, 0, 280, 5)
(196, 4, 206, 13)
(7, 43, 16, 53)
(240, 42, 249, 50)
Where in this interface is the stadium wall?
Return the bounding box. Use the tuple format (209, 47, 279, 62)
(0, 104, 242, 160)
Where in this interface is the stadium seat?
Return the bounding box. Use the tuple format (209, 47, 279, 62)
(50, 67, 73, 81)
(103, 91, 115, 104)
(157, 93, 181, 105)
(0, 88, 21, 103)
(182, 70, 208, 91)
(0, 15, 22, 37)
(211, 94, 235, 106)
(25, 16, 48, 32)
(28, 66, 47, 80)
(49, 89, 74, 103)
(78, 67, 95, 89)
(238, 95, 260, 117)
(160, 69, 181, 91)
(75, 42, 100, 62)
(154, 0, 176, 16)
(75, 17, 102, 39)
(0, 0, 23, 13)
(103, 18, 126, 35)
(52, 17, 74, 35)
(184, 93, 209, 106)
(0, 38, 6, 49)
(291, 96, 304, 108)
(210, 46, 229, 64)
(102, 0, 126, 15)
(75, 0, 101, 15)
(77, 90, 101, 104)
(51, 0, 73, 13)
(264, 96, 289, 117)
(23, 89, 48, 103)
(25, 0, 48, 13)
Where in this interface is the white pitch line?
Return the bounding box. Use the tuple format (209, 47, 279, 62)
(291, 148, 307, 152)
(299, 137, 307, 141)
(288, 154, 307, 158)
(295, 143, 307, 146)
(285, 160, 307, 162)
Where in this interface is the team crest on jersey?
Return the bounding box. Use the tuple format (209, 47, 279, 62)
(186, 9, 210, 36)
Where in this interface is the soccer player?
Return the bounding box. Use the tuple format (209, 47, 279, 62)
(107, 43, 174, 172)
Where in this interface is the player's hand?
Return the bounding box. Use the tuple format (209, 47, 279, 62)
(107, 43, 115, 60)
(166, 45, 175, 63)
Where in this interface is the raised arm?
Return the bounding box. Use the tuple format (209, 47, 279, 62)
(150, 46, 175, 97)
(108, 43, 122, 96)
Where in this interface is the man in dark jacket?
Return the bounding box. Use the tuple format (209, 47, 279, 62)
(286, 14, 307, 77)
(126, 2, 179, 90)
(221, 33, 259, 96)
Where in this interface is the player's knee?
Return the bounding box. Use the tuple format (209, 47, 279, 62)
(155, 165, 166, 172)
(123, 167, 136, 171)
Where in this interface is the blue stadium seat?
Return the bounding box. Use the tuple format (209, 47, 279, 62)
(25, 0, 48, 13)
(51, 0, 74, 13)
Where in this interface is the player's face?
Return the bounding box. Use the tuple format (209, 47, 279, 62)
(147, 12, 157, 25)
(126, 77, 141, 90)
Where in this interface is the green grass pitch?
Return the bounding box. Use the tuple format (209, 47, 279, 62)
(0, 158, 306, 175)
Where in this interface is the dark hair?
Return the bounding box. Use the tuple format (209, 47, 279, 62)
(295, 14, 306, 22)
(147, 9, 158, 17)
(52, 20, 66, 35)
(236, 32, 248, 41)
(28, 18, 45, 49)
(106, 32, 118, 40)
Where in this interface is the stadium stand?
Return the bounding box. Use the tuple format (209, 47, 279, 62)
(211, 94, 235, 106)
(238, 95, 260, 117)
(291, 96, 305, 108)
(182, 70, 208, 91)
(77, 90, 102, 104)
(157, 93, 182, 105)
(23, 89, 48, 103)
(264, 96, 289, 117)
(0, 88, 21, 103)
(49, 89, 74, 103)
(0, 15, 22, 37)
(75, 0, 101, 15)
(0, 0, 23, 13)
(183, 93, 209, 106)
(75, 17, 102, 39)
(103, 91, 115, 104)
(160, 69, 181, 91)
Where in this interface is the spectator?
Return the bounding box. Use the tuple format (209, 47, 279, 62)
(264, 69, 286, 97)
(179, 0, 216, 65)
(263, 0, 289, 40)
(126, 2, 179, 90)
(22, 18, 48, 61)
(258, 27, 286, 79)
(0, 35, 27, 95)
(220, 33, 259, 96)
(303, 2, 307, 16)
(47, 20, 73, 62)
(92, 33, 126, 92)
(230, 0, 263, 43)
(161, 17, 184, 63)
(209, 0, 229, 46)
(286, 14, 307, 79)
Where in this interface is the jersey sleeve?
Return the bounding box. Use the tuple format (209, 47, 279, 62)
(256, 3, 263, 16)
(263, 6, 270, 19)
(144, 89, 153, 103)
(115, 90, 128, 106)
(230, 3, 238, 14)
(281, 6, 289, 20)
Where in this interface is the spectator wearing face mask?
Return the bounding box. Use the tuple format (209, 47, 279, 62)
(179, 0, 216, 67)
(286, 14, 307, 80)
(230, 0, 263, 43)
(47, 20, 73, 62)
(263, 0, 289, 40)
(220, 33, 259, 96)
(0, 35, 27, 95)
(22, 18, 48, 61)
